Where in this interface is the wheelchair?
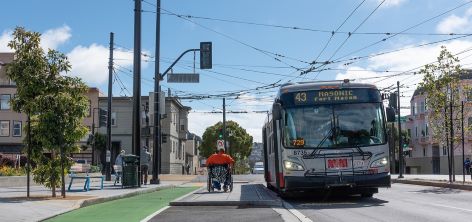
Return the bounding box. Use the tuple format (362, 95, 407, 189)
(207, 164, 233, 192)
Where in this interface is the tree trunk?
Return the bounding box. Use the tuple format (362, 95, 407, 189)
(51, 151, 56, 198)
(60, 144, 66, 198)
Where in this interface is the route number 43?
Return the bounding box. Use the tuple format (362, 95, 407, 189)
(295, 92, 307, 102)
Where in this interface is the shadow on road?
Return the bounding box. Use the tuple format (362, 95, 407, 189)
(285, 192, 388, 210)
(410, 187, 462, 194)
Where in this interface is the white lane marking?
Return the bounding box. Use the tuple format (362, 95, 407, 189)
(140, 206, 170, 222)
(272, 207, 302, 222)
(282, 200, 313, 222)
(429, 203, 472, 213)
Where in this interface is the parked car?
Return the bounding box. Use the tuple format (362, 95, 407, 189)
(253, 162, 264, 174)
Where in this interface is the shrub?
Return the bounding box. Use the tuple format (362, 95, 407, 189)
(0, 166, 26, 176)
(0, 157, 15, 167)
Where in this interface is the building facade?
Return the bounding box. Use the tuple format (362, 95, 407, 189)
(405, 72, 472, 174)
(0, 52, 101, 161)
(185, 133, 202, 175)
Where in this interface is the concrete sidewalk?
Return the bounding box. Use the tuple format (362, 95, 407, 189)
(0, 175, 196, 222)
(170, 183, 283, 207)
(391, 174, 472, 191)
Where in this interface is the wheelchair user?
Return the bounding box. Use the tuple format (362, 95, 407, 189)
(206, 147, 235, 191)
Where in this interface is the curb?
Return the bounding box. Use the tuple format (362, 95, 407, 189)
(392, 179, 472, 191)
(39, 184, 175, 221)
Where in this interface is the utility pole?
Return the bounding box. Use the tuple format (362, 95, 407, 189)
(450, 92, 455, 182)
(151, 0, 161, 185)
(446, 106, 451, 182)
(91, 109, 95, 165)
(223, 98, 227, 154)
(106, 32, 114, 181)
(397, 81, 404, 178)
(132, 0, 142, 187)
(461, 101, 465, 184)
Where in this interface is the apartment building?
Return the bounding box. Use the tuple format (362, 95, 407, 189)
(405, 71, 472, 174)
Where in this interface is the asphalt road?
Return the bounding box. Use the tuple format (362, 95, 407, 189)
(151, 183, 472, 222)
(149, 206, 285, 222)
(289, 183, 472, 222)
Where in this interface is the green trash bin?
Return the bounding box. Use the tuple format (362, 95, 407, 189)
(122, 154, 139, 188)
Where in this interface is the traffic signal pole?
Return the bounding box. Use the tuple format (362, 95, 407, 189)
(106, 32, 113, 181)
(397, 81, 404, 178)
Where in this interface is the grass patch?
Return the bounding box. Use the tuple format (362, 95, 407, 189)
(45, 186, 198, 222)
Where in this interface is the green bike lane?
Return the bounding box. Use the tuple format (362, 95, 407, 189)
(45, 186, 199, 222)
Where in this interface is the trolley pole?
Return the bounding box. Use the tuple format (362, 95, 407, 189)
(397, 81, 404, 178)
(223, 98, 227, 154)
(461, 101, 465, 184)
(150, 0, 161, 185)
(132, 0, 142, 187)
(106, 32, 113, 181)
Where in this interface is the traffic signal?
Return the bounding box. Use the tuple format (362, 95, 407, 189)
(200, 42, 212, 69)
(99, 108, 108, 127)
(389, 92, 397, 110)
(218, 128, 223, 139)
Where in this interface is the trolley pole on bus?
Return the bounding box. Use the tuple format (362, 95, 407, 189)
(397, 81, 404, 179)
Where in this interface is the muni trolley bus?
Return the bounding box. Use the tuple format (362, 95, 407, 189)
(262, 80, 395, 197)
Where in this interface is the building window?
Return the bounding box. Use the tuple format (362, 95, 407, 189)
(467, 90, 472, 101)
(420, 101, 425, 113)
(423, 148, 426, 157)
(0, 121, 9, 137)
(180, 125, 185, 131)
(411, 102, 415, 115)
(415, 127, 418, 137)
(0, 94, 11, 110)
(442, 146, 447, 156)
(13, 121, 21, 137)
(111, 112, 116, 126)
(425, 123, 429, 136)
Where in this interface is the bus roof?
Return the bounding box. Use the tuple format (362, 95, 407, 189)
(277, 81, 378, 96)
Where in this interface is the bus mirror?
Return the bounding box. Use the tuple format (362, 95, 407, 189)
(386, 107, 396, 122)
(272, 103, 282, 120)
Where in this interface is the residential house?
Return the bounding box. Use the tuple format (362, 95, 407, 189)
(405, 71, 472, 174)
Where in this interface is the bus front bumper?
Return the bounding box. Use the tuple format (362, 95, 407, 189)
(283, 172, 391, 191)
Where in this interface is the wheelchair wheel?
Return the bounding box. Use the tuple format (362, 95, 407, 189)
(207, 175, 212, 192)
(229, 174, 233, 192)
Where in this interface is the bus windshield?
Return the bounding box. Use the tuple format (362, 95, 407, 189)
(283, 103, 385, 148)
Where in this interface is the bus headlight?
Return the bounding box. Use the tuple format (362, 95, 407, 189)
(284, 161, 304, 171)
(370, 157, 388, 168)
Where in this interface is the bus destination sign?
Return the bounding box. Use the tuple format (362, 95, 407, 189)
(291, 88, 380, 105)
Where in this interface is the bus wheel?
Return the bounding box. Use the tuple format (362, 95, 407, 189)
(361, 192, 374, 198)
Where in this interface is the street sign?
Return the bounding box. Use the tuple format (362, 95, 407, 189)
(217, 140, 225, 150)
(167, 73, 200, 83)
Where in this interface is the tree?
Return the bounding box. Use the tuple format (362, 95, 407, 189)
(199, 121, 253, 163)
(419, 46, 470, 148)
(6, 27, 89, 198)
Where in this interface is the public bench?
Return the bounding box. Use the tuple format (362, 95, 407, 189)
(68, 163, 104, 192)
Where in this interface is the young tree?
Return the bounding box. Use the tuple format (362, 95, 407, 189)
(419, 46, 471, 177)
(199, 121, 253, 162)
(6, 27, 89, 197)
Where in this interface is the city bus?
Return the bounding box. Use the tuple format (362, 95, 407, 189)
(262, 80, 395, 197)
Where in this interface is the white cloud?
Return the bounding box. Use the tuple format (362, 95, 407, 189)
(0, 30, 13, 52)
(188, 94, 273, 142)
(335, 40, 472, 115)
(67, 44, 150, 85)
(381, 0, 407, 8)
(1, 25, 71, 52)
(41, 25, 71, 51)
(436, 7, 472, 34)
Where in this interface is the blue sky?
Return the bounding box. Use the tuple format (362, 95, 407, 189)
(1, 0, 472, 141)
